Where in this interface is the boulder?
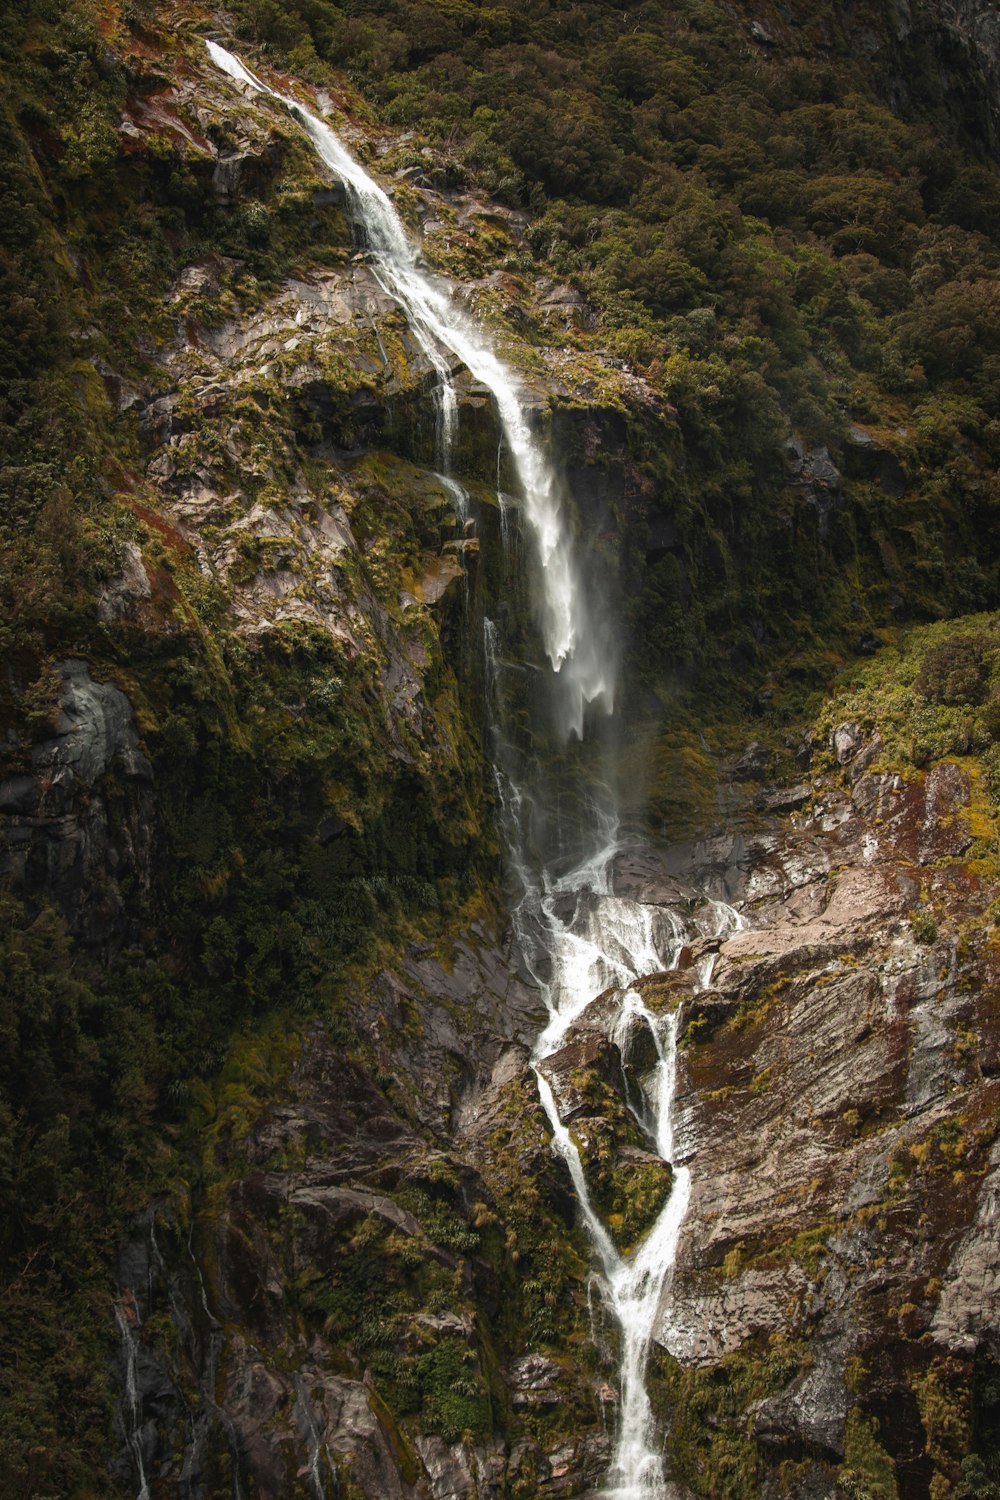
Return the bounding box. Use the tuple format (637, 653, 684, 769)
(831, 720, 864, 765)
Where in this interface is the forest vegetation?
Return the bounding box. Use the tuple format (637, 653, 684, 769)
(1, 0, 1000, 1494)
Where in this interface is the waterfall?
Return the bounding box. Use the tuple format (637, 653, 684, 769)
(115, 1296, 151, 1500)
(521, 853, 735, 1498)
(206, 41, 742, 1498)
(206, 39, 611, 741)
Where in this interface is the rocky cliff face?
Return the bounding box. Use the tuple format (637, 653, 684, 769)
(656, 726, 1000, 1498)
(3, 5, 1000, 1500)
(911, 1, 1000, 147)
(0, 660, 153, 948)
(111, 679, 1000, 1499)
(758, 0, 1000, 156)
(477, 695, 999, 1500)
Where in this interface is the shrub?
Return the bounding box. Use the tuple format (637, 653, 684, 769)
(911, 910, 938, 946)
(916, 635, 992, 706)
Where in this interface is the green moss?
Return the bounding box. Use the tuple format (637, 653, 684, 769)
(620, 725, 720, 841)
(393, 1185, 480, 1255)
(414, 1337, 493, 1442)
(750, 1065, 774, 1097)
(475, 1071, 593, 1355)
(4, 0, 1000, 1489)
(912, 909, 940, 945)
(651, 1334, 808, 1499)
(202, 1027, 302, 1167)
(812, 614, 1000, 779)
(569, 1110, 674, 1254)
(841, 1408, 900, 1500)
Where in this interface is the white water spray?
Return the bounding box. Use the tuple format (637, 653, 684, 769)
(483, 625, 740, 1496)
(205, 43, 745, 1498)
(520, 832, 738, 1498)
(206, 39, 611, 736)
(115, 1298, 151, 1500)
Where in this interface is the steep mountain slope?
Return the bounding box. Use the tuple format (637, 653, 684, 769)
(0, 2, 999, 1497)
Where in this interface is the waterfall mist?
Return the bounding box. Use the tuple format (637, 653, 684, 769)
(206, 41, 737, 1498)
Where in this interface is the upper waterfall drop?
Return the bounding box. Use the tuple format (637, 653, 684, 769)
(205, 38, 714, 1499)
(206, 39, 614, 738)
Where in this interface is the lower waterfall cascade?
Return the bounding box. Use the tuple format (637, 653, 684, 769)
(2, 4, 997, 1496)
(204, 41, 745, 1499)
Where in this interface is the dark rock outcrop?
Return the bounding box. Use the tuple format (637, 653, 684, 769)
(785, 440, 842, 533)
(110, 931, 620, 1498)
(0, 660, 153, 945)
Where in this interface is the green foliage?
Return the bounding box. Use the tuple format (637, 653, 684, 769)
(0, 895, 154, 1495)
(4, 0, 1000, 1491)
(475, 1070, 591, 1352)
(911, 909, 939, 946)
(651, 1334, 807, 1499)
(0, 16, 491, 1489)
(958, 1357, 1000, 1499)
(959, 1456, 1000, 1500)
(916, 635, 993, 707)
(841, 1407, 900, 1500)
(216, 0, 1000, 723)
(395, 1186, 480, 1254)
(288, 1191, 491, 1444)
(414, 1336, 492, 1441)
(813, 613, 1000, 774)
(913, 1358, 974, 1498)
(565, 1066, 674, 1253)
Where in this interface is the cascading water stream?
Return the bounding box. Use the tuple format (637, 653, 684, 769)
(206, 39, 610, 739)
(206, 43, 745, 1499)
(516, 831, 738, 1499)
(115, 1296, 151, 1500)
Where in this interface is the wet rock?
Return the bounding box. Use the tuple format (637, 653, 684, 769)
(362, 938, 544, 1138)
(750, 19, 777, 44)
(537, 1030, 622, 1121)
(752, 1346, 848, 1458)
(0, 775, 38, 815)
(610, 842, 696, 908)
(534, 277, 596, 331)
(112, 924, 579, 1499)
(735, 739, 775, 780)
(210, 136, 282, 201)
(852, 762, 972, 864)
(786, 440, 842, 530)
(618, 1009, 661, 1080)
(761, 1463, 848, 1500)
(509, 1353, 564, 1409)
(649, 738, 1000, 1481)
(664, 1265, 810, 1366)
(97, 540, 153, 621)
(845, 422, 908, 497)
(416, 1435, 483, 1499)
(658, 829, 755, 905)
(568, 990, 662, 1075)
(844, 728, 884, 784)
(931, 1139, 1000, 1354)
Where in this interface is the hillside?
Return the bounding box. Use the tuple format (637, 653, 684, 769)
(1, 2, 999, 1497)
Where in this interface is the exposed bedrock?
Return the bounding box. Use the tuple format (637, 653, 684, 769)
(111, 720, 1000, 1498)
(0, 659, 153, 947)
(34, 27, 1000, 1500)
(647, 744, 1000, 1494)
